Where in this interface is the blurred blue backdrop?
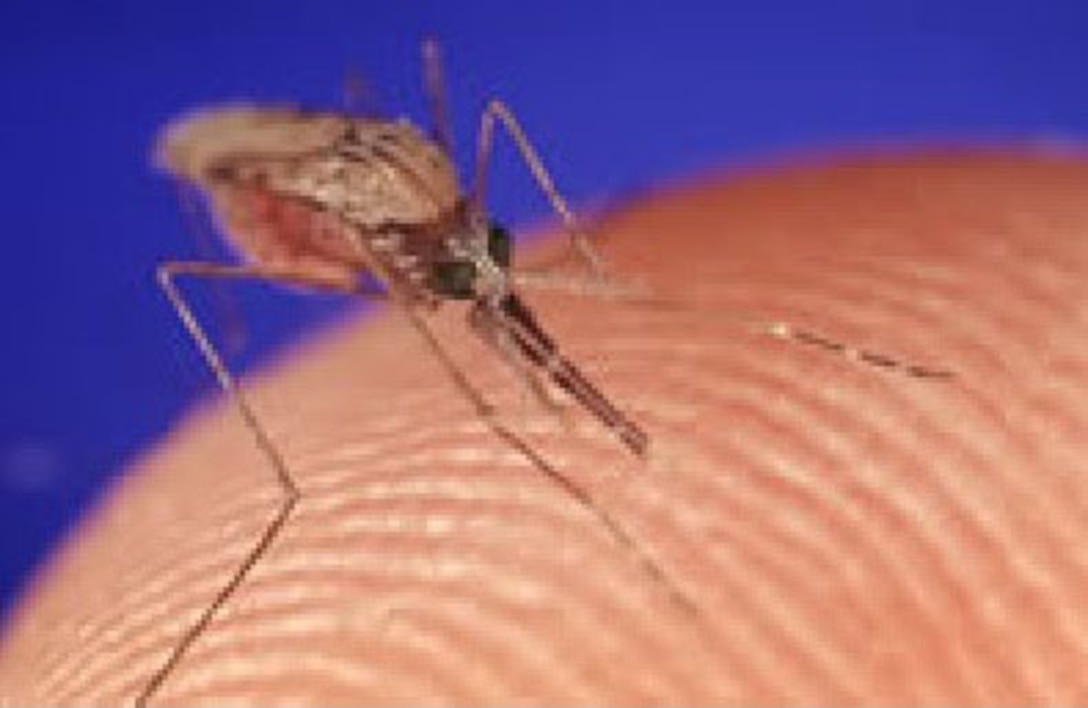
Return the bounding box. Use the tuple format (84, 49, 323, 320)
(2, 0, 1088, 622)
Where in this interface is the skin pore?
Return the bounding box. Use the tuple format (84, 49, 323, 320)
(1, 151, 1087, 704)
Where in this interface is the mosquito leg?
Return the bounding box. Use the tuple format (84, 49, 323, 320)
(763, 322, 955, 379)
(677, 300, 956, 379)
(421, 38, 455, 156)
(390, 296, 690, 614)
(471, 99, 607, 276)
(141, 260, 361, 707)
(513, 273, 955, 380)
(512, 269, 650, 299)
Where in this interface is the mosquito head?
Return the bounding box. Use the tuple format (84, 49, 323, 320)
(428, 220, 512, 300)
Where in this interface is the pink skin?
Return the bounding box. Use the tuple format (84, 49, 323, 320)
(1, 151, 1087, 705)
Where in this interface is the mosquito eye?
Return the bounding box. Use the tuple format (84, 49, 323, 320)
(430, 260, 477, 299)
(487, 222, 512, 268)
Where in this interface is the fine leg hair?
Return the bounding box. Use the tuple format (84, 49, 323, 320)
(421, 39, 455, 156)
(142, 261, 363, 706)
(471, 99, 607, 276)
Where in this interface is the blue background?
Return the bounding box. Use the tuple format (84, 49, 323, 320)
(2, 0, 1088, 623)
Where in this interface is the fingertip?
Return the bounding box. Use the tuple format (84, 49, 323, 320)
(3, 151, 1088, 704)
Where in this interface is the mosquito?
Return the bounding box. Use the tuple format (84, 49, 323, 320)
(146, 40, 951, 706)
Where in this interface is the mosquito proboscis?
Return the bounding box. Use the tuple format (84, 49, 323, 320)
(144, 40, 952, 706)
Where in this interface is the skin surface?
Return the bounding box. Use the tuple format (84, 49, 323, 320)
(1, 152, 1087, 705)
